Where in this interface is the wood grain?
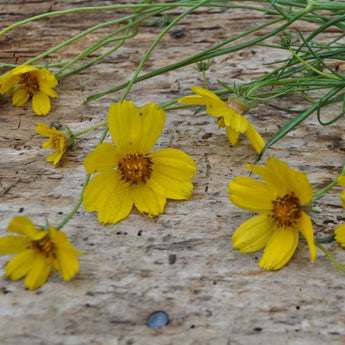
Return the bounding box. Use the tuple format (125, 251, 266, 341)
(1, 1, 345, 344)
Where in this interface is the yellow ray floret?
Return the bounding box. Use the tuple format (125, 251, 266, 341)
(0, 217, 82, 290)
(83, 100, 197, 225)
(178, 86, 264, 153)
(228, 156, 316, 270)
(0, 65, 58, 115)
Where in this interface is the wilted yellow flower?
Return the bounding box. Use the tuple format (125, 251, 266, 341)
(178, 86, 265, 153)
(0, 65, 58, 115)
(0, 216, 82, 290)
(228, 156, 316, 270)
(83, 100, 197, 225)
(35, 122, 73, 165)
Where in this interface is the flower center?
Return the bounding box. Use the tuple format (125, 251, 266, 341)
(32, 235, 55, 258)
(52, 133, 65, 153)
(271, 193, 301, 228)
(20, 72, 39, 94)
(118, 153, 153, 185)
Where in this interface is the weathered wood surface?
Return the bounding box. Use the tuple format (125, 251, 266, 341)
(1, 1, 345, 344)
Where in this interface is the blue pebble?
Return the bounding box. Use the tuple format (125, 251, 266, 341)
(148, 311, 169, 328)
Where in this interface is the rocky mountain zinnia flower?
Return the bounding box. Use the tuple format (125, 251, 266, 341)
(228, 156, 316, 270)
(0, 65, 58, 115)
(178, 86, 265, 153)
(83, 100, 197, 225)
(36, 122, 73, 165)
(0, 216, 82, 290)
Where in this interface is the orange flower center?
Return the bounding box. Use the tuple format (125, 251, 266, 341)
(20, 72, 40, 94)
(32, 235, 55, 258)
(52, 133, 65, 153)
(118, 153, 153, 185)
(271, 193, 301, 228)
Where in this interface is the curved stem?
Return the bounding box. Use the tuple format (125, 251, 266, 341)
(315, 242, 345, 275)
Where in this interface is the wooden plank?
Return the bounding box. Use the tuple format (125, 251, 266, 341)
(1, 1, 345, 344)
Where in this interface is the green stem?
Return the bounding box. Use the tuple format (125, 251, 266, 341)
(73, 121, 107, 138)
(313, 165, 345, 201)
(316, 235, 335, 243)
(87, 2, 314, 102)
(315, 242, 345, 275)
(120, 0, 211, 101)
(57, 174, 90, 230)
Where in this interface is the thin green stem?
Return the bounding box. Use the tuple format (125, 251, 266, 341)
(313, 164, 345, 201)
(73, 121, 107, 138)
(57, 174, 90, 230)
(315, 242, 345, 275)
(120, 0, 211, 101)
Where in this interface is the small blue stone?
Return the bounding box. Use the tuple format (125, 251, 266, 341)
(148, 311, 169, 328)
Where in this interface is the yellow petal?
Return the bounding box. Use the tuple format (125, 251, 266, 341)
(0, 236, 31, 254)
(247, 157, 313, 203)
(47, 151, 64, 165)
(0, 74, 20, 94)
(24, 255, 51, 290)
(8, 216, 46, 240)
(223, 109, 248, 132)
(245, 122, 265, 153)
(225, 127, 240, 147)
(1, 65, 38, 94)
(38, 68, 58, 90)
(338, 176, 345, 187)
(259, 227, 298, 270)
(179, 86, 231, 120)
(84, 142, 119, 174)
(54, 248, 80, 281)
(228, 177, 275, 212)
(131, 184, 166, 217)
(4, 249, 36, 281)
(296, 211, 316, 263)
(232, 213, 274, 253)
(83, 170, 133, 224)
(32, 92, 51, 115)
(36, 122, 54, 137)
(12, 87, 30, 106)
(139, 103, 166, 152)
(335, 224, 345, 247)
(149, 148, 196, 199)
(107, 100, 141, 152)
(108, 101, 165, 153)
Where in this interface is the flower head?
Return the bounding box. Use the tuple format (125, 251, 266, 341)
(0, 217, 82, 290)
(35, 122, 73, 165)
(83, 100, 197, 225)
(0, 65, 58, 115)
(228, 156, 316, 270)
(178, 86, 265, 153)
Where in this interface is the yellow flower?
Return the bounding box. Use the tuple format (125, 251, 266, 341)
(228, 156, 316, 270)
(334, 176, 345, 246)
(35, 122, 73, 165)
(0, 65, 58, 115)
(0, 216, 82, 290)
(83, 100, 197, 225)
(337, 175, 345, 208)
(178, 86, 265, 153)
(335, 224, 345, 247)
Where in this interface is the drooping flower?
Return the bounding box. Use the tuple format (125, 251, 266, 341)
(0, 65, 58, 115)
(0, 216, 82, 290)
(35, 122, 73, 165)
(178, 86, 265, 153)
(83, 100, 197, 225)
(228, 156, 316, 270)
